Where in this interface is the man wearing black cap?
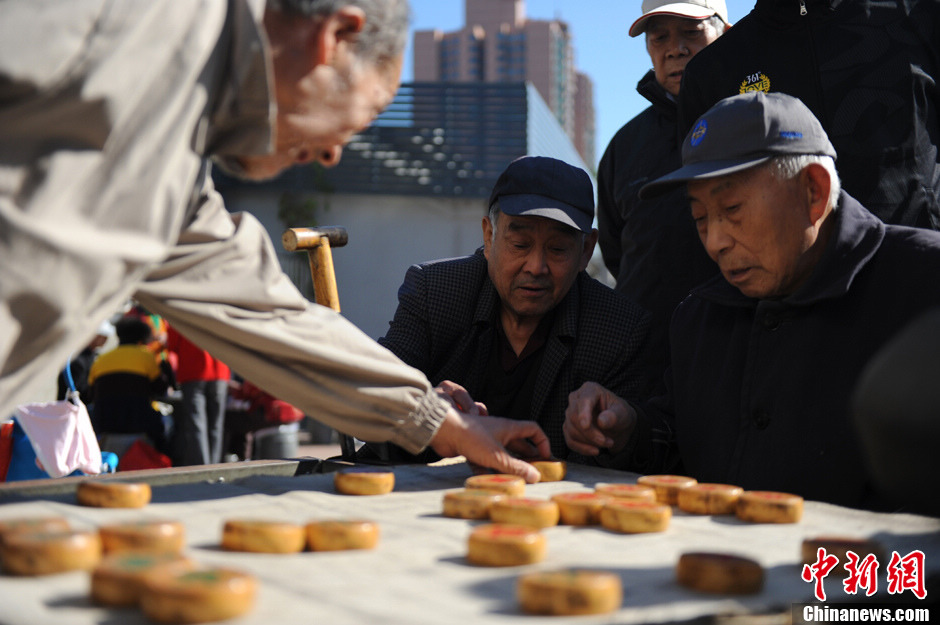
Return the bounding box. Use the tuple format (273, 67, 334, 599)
(362, 156, 653, 462)
(564, 92, 940, 510)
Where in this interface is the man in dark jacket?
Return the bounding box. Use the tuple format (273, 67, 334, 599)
(564, 92, 940, 510)
(364, 156, 652, 461)
(597, 0, 729, 391)
(88, 317, 173, 455)
(677, 0, 940, 230)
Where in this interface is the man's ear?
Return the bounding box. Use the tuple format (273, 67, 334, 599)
(579, 229, 599, 271)
(802, 163, 832, 225)
(482, 216, 494, 259)
(313, 6, 366, 66)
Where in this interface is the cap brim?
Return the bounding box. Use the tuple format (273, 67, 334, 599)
(637, 156, 771, 199)
(498, 193, 593, 233)
(629, 4, 719, 37)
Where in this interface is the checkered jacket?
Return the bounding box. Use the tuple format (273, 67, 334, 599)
(379, 248, 653, 459)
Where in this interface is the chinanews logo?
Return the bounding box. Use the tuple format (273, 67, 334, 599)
(796, 548, 931, 623)
(739, 72, 771, 94)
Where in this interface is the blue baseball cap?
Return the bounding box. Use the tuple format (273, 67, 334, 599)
(639, 92, 837, 199)
(488, 156, 595, 233)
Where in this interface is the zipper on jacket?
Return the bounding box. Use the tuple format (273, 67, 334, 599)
(799, 0, 807, 15)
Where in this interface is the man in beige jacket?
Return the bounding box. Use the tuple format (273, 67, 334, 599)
(0, 0, 550, 481)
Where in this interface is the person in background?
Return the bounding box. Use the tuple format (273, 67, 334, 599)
(597, 0, 729, 391)
(0, 0, 550, 482)
(564, 92, 940, 510)
(88, 317, 173, 456)
(224, 377, 306, 461)
(166, 324, 231, 465)
(677, 0, 940, 230)
(57, 321, 115, 406)
(125, 302, 176, 390)
(363, 156, 652, 463)
(126, 302, 169, 358)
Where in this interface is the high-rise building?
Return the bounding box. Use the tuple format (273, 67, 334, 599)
(413, 0, 595, 168)
(573, 72, 595, 171)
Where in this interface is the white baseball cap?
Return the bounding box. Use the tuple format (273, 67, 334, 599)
(629, 0, 729, 37)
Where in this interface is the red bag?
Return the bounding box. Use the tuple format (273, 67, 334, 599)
(118, 439, 172, 471)
(0, 422, 13, 482)
(230, 380, 304, 425)
(264, 398, 304, 425)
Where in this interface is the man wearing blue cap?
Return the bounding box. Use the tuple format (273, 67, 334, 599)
(563, 92, 940, 509)
(363, 156, 653, 462)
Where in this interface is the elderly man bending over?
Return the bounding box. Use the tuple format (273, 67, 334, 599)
(0, 0, 549, 482)
(564, 92, 940, 509)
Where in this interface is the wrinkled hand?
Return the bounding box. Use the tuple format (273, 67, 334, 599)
(430, 409, 551, 483)
(435, 380, 488, 416)
(563, 382, 636, 456)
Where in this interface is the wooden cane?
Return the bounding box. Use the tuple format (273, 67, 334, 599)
(282, 226, 357, 460)
(282, 226, 348, 312)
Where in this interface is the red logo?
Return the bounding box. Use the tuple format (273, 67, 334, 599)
(802, 548, 927, 601)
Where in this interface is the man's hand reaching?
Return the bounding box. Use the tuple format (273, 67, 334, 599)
(563, 382, 637, 456)
(430, 409, 551, 483)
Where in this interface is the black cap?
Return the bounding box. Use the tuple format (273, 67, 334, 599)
(639, 92, 837, 199)
(488, 156, 594, 233)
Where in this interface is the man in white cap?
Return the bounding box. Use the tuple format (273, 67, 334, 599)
(565, 92, 940, 510)
(596, 0, 729, 393)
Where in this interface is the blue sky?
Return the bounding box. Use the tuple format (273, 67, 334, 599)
(402, 0, 757, 166)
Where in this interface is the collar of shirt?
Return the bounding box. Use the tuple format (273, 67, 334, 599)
(494, 309, 556, 372)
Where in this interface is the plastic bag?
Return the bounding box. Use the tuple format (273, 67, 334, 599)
(12, 392, 102, 479)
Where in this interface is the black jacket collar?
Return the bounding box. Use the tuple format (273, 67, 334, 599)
(637, 70, 677, 122)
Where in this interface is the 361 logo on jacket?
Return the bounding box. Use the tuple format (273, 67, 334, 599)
(739, 72, 771, 94)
